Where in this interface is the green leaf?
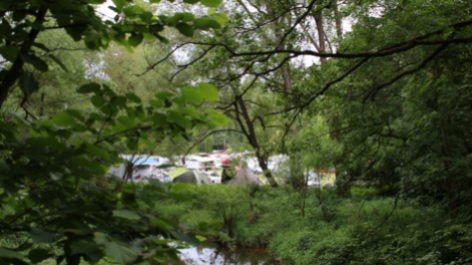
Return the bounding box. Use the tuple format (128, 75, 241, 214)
(32, 42, 49, 51)
(0, 161, 10, 171)
(155, 91, 174, 100)
(28, 249, 53, 263)
(91, 95, 106, 108)
(166, 250, 179, 261)
(151, 113, 167, 127)
(149, 24, 164, 33)
(205, 109, 229, 125)
(124, 5, 144, 13)
(195, 235, 207, 242)
(125, 93, 142, 103)
(193, 18, 222, 30)
(169, 231, 200, 245)
(0, 247, 23, 259)
(149, 99, 163, 108)
(26, 137, 65, 150)
(128, 33, 143, 47)
(213, 13, 228, 26)
(103, 242, 137, 264)
(149, 0, 161, 3)
(29, 228, 62, 244)
(181, 89, 203, 104)
(77, 83, 100, 93)
(65, 109, 85, 121)
(16, 243, 33, 252)
(165, 13, 185, 24)
(126, 138, 138, 150)
(85, 144, 110, 160)
(0, 19, 12, 40)
(53, 112, 75, 127)
(175, 23, 194, 37)
(197, 83, 218, 101)
(200, 0, 222, 8)
(19, 53, 48, 72)
(33, 58, 49, 72)
(178, 106, 198, 118)
(155, 34, 169, 44)
(0, 46, 20, 61)
(18, 72, 39, 94)
(182, 13, 195, 22)
(112, 209, 141, 221)
(12, 11, 27, 22)
(169, 111, 192, 128)
(117, 116, 136, 129)
(142, 33, 156, 40)
(49, 55, 69, 72)
(183, 0, 199, 3)
(112, 0, 127, 13)
(150, 218, 170, 229)
(140, 11, 153, 21)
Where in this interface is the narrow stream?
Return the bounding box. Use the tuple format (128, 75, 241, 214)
(162, 241, 277, 265)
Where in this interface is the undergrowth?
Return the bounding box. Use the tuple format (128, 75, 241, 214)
(143, 185, 472, 265)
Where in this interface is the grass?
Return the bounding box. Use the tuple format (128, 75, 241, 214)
(168, 167, 223, 179)
(320, 173, 336, 188)
(168, 167, 188, 179)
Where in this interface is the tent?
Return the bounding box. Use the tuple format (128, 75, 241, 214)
(229, 168, 263, 187)
(173, 171, 212, 185)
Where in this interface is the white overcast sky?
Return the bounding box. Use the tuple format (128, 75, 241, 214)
(97, 0, 117, 20)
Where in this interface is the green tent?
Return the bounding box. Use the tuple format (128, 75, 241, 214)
(173, 171, 212, 185)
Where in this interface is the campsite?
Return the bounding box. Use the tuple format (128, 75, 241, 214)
(107, 151, 331, 188)
(1, 0, 472, 264)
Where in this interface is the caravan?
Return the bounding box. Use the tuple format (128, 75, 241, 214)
(186, 157, 216, 171)
(107, 157, 170, 182)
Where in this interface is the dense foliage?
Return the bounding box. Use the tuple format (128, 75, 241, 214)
(150, 185, 472, 265)
(1, 0, 472, 264)
(0, 0, 228, 264)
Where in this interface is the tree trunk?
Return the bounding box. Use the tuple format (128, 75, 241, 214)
(39, 93, 45, 116)
(234, 97, 279, 187)
(334, 1, 343, 40)
(314, 14, 327, 65)
(266, 0, 292, 94)
(0, 7, 48, 110)
(255, 149, 278, 187)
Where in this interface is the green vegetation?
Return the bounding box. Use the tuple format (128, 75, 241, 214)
(1, 0, 472, 264)
(147, 185, 472, 265)
(168, 167, 189, 179)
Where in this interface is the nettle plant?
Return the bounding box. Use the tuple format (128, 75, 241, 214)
(0, 81, 227, 264)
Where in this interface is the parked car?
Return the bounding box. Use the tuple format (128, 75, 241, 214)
(155, 171, 172, 183)
(201, 171, 221, 184)
(186, 157, 216, 171)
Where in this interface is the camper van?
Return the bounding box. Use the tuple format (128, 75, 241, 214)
(186, 157, 216, 171)
(107, 157, 167, 182)
(306, 171, 320, 187)
(108, 163, 126, 179)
